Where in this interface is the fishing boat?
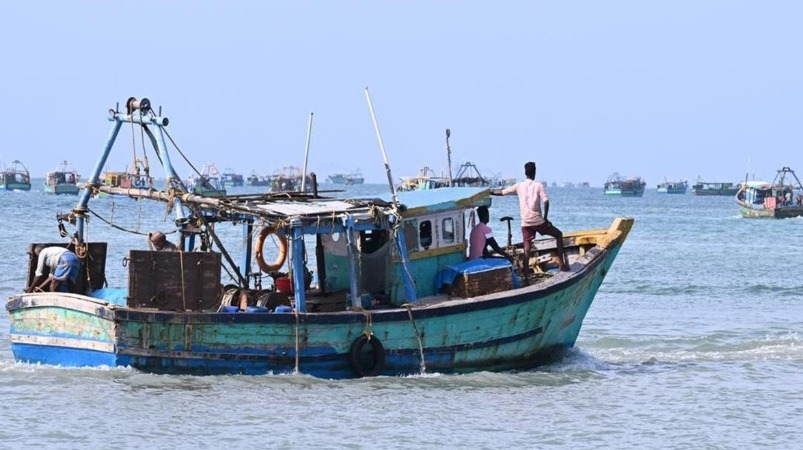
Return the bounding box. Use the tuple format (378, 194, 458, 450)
(187, 163, 226, 197)
(246, 171, 271, 186)
(270, 165, 310, 192)
(604, 173, 646, 197)
(451, 162, 492, 187)
(102, 158, 152, 189)
(5, 96, 634, 379)
(44, 160, 81, 195)
(398, 166, 450, 191)
(691, 178, 740, 196)
(220, 169, 244, 187)
(656, 178, 688, 194)
(328, 170, 365, 185)
(490, 176, 517, 188)
(0, 160, 32, 191)
(735, 166, 803, 219)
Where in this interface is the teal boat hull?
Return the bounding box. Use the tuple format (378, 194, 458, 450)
(1, 182, 32, 191)
(44, 183, 80, 195)
(7, 240, 623, 379)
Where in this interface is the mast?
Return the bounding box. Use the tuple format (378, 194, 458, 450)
(301, 112, 314, 192)
(445, 128, 453, 187)
(364, 87, 399, 206)
(363, 87, 417, 302)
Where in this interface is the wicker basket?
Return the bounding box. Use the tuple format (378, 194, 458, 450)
(450, 267, 513, 298)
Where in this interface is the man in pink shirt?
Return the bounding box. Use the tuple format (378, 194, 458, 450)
(494, 161, 568, 272)
(468, 205, 509, 260)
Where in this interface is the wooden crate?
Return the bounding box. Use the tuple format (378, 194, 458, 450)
(128, 250, 222, 310)
(450, 266, 513, 298)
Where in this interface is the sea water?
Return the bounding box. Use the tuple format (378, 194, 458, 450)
(1, 183, 802, 449)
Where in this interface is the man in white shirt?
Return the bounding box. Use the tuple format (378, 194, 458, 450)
(26, 245, 81, 293)
(493, 161, 568, 272)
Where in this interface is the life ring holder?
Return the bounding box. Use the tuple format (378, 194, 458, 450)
(255, 225, 288, 273)
(349, 334, 385, 377)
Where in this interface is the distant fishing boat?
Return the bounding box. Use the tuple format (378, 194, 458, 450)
(328, 170, 365, 185)
(246, 171, 271, 186)
(451, 162, 493, 187)
(0, 160, 32, 191)
(44, 160, 80, 195)
(270, 165, 310, 192)
(102, 158, 152, 189)
(220, 168, 244, 187)
(691, 178, 740, 196)
(6, 96, 635, 379)
(735, 166, 803, 219)
(604, 173, 645, 197)
(656, 178, 688, 194)
(398, 166, 450, 191)
(187, 163, 226, 197)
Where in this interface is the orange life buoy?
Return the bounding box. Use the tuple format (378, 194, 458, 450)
(255, 225, 287, 273)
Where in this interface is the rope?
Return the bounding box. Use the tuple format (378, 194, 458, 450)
(404, 303, 427, 374)
(86, 207, 166, 236)
(179, 250, 187, 310)
(129, 120, 138, 172)
(138, 119, 152, 189)
(390, 207, 417, 298)
(362, 310, 374, 339)
(163, 127, 205, 180)
(293, 307, 300, 374)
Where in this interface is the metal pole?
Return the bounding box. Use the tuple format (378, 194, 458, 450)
(364, 87, 399, 206)
(301, 112, 314, 192)
(445, 128, 453, 187)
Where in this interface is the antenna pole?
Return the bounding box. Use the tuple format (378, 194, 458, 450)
(445, 128, 453, 187)
(301, 112, 314, 192)
(364, 87, 399, 206)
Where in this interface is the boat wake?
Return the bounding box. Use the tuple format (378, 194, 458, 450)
(591, 330, 802, 364)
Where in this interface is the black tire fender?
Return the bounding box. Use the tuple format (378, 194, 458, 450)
(348, 334, 385, 377)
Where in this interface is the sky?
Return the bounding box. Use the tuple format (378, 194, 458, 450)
(2, 1, 802, 187)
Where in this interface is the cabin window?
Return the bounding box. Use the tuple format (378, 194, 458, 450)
(419, 220, 432, 250)
(403, 221, 419, 253)
(442, 218, 455, 244)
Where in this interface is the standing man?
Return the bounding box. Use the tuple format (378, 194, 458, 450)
(493, 161, 568, 272)
(26, 245, 81, 293)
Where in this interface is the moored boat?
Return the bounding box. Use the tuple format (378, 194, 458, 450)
(735, 166, 803, 219)
(656, 178, 688, 194)
(691, 178, 740, 196)
(44, 160, 80, 195)
(6, 96, 634, 379)
(0, 160, 32, 191)
(604, 173, 646, 197)
(328, 170, 365, 185)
